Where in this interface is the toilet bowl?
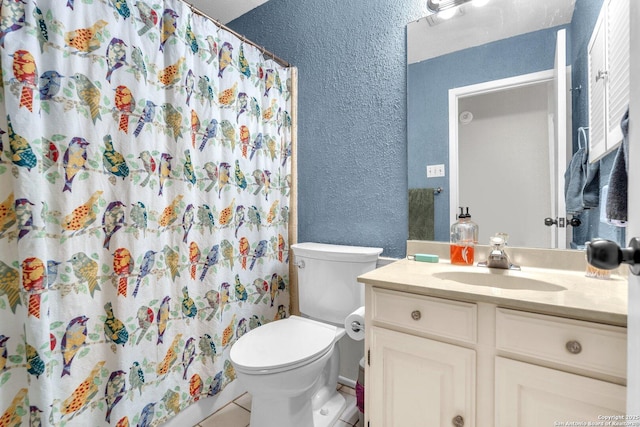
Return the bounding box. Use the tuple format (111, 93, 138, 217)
(229, 242, 382, 427)
(231, 315, 346, 427)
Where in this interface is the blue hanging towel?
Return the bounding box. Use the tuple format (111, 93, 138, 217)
(564, 128, 600, 214)
(606, 107, 629, 225)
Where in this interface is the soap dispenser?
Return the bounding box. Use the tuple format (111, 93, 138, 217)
(450, 207, 478, 265)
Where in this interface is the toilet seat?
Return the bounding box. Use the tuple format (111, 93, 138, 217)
(230, 316, 338, 374)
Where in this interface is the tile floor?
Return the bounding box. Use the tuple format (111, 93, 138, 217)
(196, 385, 361, 427)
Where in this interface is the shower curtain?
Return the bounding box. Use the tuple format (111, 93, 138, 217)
(0, 0, 292, 424)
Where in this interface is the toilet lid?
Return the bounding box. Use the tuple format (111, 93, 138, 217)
(230, 316, 337, 372)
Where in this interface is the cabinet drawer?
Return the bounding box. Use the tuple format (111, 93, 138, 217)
(371, 288, 477, 343)
(496, 308, 626, 378)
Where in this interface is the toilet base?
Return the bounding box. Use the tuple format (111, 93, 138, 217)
(248, 388, 346, 427)
(246, 339, 347, 427)
(312, 390, 346, 427)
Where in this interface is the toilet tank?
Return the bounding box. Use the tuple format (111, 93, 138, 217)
(291, 242, 382, 325)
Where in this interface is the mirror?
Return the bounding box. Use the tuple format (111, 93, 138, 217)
(407, 0, 626, 249)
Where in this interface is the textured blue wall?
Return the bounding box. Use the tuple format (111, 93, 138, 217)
(229, 0, 424, 258)
(569, 0, 605, 152)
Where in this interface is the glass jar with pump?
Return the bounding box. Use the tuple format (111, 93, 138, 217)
(450, 207, 478, 265)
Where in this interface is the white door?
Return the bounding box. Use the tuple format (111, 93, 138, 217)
(626, 0, 640, 414)
(553, 29, 568, 249)
(457, 82, 552, 248)
(368, 326, 475, 427)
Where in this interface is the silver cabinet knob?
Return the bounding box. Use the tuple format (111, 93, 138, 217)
(452, 415, 464, 427)
(411, 310, 421, 321)
(565, 340, 582, 354)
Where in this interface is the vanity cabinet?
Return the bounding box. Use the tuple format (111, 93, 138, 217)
(588, 0, 630, 162)
(365, 287, 627, 427)
(367, 288, 477, 427)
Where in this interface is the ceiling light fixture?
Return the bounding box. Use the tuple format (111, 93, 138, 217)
(426, 0, 473, 13)
(425, 0, 468, 25)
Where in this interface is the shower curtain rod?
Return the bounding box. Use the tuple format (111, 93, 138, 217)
(184, 1, 291, 68)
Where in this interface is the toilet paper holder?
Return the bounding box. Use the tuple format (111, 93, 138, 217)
(351, 320, 363, 333)
(345, 307, 366, 341)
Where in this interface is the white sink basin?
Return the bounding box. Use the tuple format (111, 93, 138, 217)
(432, 271, 566, 292)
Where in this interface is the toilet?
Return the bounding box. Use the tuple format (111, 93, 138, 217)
(229, 242, 382, 427)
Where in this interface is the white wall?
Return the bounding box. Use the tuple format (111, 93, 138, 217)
(626, 0, 640, 413)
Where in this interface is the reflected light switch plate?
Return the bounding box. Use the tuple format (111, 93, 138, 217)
(426, 164, 445, 178)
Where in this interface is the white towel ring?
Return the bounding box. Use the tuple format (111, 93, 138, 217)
(577, 127, 589, 151)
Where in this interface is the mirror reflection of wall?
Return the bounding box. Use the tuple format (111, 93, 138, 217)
(407, 0, 626, 249)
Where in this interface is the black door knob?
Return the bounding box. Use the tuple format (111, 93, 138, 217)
(586, 238, 640, 276)
(568, 217, 582, 227)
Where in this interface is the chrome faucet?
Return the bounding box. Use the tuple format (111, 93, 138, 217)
(478, 235, 521, 270)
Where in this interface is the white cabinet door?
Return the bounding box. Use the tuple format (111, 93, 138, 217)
(606, 0, 630, 146)
(495, 357, 626, 427)
(368, 326, 475, 427)
(588, 8, 607, 161)
(588, 0, 630, 162)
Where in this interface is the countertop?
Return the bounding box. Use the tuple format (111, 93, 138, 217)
(358, 258, 628, 326)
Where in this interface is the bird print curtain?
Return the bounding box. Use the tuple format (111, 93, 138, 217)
(0, 0, 292, 425)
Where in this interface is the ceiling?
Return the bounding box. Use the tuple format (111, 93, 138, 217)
(408, 0, 577, 64)
(187, 0, 269, 24)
